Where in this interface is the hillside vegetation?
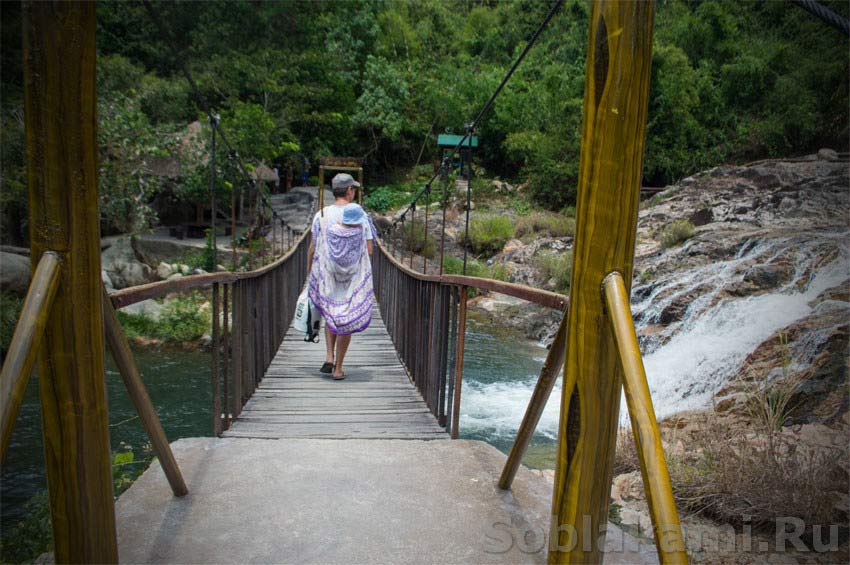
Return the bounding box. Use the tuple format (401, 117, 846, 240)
(1, 0, 847, 242)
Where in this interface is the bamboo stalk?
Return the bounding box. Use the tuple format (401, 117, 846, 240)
(102, 287, 188, 497)
(0, 252, 61, 463)
(603, 272, 687, 563)
(23, 3, 118, 560)
(499, 311, 568, 489)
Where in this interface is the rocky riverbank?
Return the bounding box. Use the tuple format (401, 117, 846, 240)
(428, 151, 850, 562)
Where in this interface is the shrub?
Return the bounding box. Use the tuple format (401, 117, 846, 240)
(463, 215, 515, 255)
(364, 185, 410, 214)
(157, 296, 209, 342)
(534, 251, 573, 294)
(117, 294, 210, 343)
(442, 255, 509, 287)
(401, 221, 436, 258)
(0, 490, 51, 563)
(515, 212, 575, 240)
(658, 219, 695, 248)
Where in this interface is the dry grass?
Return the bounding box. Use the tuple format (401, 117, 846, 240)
(667, 415, 846, 528)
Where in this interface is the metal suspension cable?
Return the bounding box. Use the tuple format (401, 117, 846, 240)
(791, 0, 850, 36)
(392, 0, 564, 229)
(141, 0, 286, 227)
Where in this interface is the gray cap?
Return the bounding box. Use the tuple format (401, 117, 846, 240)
(332, 173, 360, 190)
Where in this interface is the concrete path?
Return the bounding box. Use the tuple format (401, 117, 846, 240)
(116, 438, 658, 564)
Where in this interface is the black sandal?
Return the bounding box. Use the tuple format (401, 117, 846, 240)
(320, 362, 334, 374)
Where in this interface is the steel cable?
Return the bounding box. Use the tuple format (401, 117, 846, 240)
(791, 0, 850, 36)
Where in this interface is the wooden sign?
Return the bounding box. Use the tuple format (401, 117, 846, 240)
(320, 157, 363, 168)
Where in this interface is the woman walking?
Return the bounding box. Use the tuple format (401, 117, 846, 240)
(307, 174, 374, 380)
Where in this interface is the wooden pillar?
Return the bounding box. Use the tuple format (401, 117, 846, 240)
(318, 166, 325, 210)
(549, 1, 655, 563)
(23, 2, 118, 562)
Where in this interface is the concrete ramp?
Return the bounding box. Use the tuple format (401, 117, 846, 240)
(116, 438, 657, 563)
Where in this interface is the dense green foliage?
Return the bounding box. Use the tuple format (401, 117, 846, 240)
(117, 294, 210, 343)
(1, 0, 847, 242)
(464, 215, 515, 255)
(659, 218, 696, 248)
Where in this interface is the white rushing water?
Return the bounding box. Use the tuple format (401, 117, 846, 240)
(460, 231, 849, 441)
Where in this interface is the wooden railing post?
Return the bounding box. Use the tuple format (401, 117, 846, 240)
(450, 286, 468, 439)
(23, 2, 118, 561)
(549, 1, 656, 562)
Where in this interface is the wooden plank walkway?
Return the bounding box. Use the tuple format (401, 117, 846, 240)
(223, 302, 449, 440)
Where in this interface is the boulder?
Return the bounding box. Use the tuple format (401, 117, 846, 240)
(120, 299, 164, 321)
(134, 237, 195, 266)
(817, 148, 839, 161)
(688, 207, 714, 226)
(0, 252, 31, 295)
(167, 273, 184, 281)
(102, 270, 115, 291)
(101, 237, 152, 289)
(156, 262, 173, 280)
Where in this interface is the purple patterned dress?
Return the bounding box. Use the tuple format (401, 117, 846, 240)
(308, 219, 373, 335)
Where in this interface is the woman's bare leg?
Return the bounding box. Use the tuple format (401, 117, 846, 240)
(324, 325, 336, 364)
(333, 334, 352, 378)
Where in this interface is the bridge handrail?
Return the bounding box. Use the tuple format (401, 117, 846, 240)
(110, 228, 311, 309)
(375, 240, 567, 310)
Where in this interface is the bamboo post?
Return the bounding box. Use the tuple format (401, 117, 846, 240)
(499, 311, 568, 489)
(357, 167, 363, 204)
(102, 288, 188, 497)
(450, 286, 468, 439)
(603, 272, 687, 562)
(549, 1, 656, 562)
(0, 252, 61, 463)
(23, 3, 118, 560)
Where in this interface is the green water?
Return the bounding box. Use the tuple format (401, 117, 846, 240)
(1, 319, 558, 533)
(1, 347, 213, 533)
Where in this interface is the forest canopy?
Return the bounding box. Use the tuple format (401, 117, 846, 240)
(1, 0, 847, 240)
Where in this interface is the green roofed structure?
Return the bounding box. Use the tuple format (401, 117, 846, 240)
(437, 133, 478, 178)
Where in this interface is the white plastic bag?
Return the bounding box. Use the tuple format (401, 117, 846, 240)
(293, 286, 320, 342)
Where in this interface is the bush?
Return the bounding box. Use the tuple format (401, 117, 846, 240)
(442, 255, 510, 283)
(534, 251, 573, 294)
(117, 294, 210, 343)
(658, 219, 695, 248)
(401, 221, 435, 258)
(0, 490, 51, 563)
(515, 212, 575, 240)
(462, 215, 515, 255)
(158, 296, 209, 342)
(364, 185, 410, 214)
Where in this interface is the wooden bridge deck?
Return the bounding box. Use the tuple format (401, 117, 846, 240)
(222, 303, 449, 440)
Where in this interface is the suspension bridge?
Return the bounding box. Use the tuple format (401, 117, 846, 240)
(9, 0, 846, 562)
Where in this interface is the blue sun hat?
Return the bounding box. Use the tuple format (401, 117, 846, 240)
(342, 203, 368, 226)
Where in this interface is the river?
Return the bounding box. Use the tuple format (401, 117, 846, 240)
(0, 320, 557, 534)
